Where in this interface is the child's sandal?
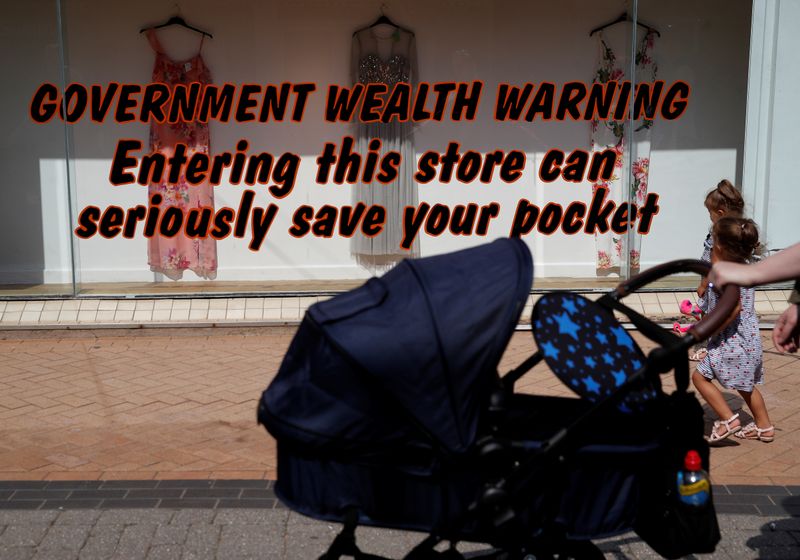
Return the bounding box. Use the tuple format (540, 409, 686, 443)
(734, 422, 775, 443)
(707, 413, 740, 443)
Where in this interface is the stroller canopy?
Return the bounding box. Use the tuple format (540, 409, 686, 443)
(262, 238, 533, 454)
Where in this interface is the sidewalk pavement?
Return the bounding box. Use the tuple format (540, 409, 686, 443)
(1, 327, 799, 484)
(0, 507, 799, 560)
(1, 325, 799, 558)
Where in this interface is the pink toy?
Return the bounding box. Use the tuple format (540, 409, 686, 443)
(673, 299, 703, 335)
(679, 299, 703, 319)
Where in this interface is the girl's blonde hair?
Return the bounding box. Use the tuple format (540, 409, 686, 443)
(705, 179, 744, 217)
(713, 217, 760, 263)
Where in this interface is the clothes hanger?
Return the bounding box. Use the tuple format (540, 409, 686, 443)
(353, 3, 414, 37)
(140, 3, 213, 39)
(589, 12, 660, 37)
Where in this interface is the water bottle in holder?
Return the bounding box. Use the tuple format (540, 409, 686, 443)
(677, 450, 710, 506)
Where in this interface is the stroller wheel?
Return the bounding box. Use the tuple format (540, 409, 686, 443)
(555, 540, 604, 560)
(504, 539, 603, 560)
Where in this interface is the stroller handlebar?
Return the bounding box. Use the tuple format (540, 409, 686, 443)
(613, 259, 740, 345)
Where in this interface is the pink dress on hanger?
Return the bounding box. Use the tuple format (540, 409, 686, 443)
(146, 29, 217, 280)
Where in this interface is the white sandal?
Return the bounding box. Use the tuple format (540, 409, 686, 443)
(689, 348, 708, 362)
(734, 422, 775, 443)
(707, 413, 740, 443)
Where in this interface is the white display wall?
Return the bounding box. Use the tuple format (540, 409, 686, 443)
(743, 0, 800, 254)
(2, 0, 757, 285)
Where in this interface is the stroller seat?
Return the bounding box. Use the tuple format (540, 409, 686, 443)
(532, 292, 659, 414)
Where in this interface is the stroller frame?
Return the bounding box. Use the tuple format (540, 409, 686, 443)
(458, 261, 735, 559)
(260, 243, 738, 560)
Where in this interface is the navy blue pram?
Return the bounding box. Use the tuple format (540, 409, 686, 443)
(259, 239, 737, 559)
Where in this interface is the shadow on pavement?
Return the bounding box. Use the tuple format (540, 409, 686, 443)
(745, 511, 800, 559)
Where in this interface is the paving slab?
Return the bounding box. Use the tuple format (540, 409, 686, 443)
(1, 327, 799, 485)
(0, 508, 796, 559)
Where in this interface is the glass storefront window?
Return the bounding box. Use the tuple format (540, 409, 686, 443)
(1, 0, 795, 298)
(635, 0, 752, 276)
(1, 0, 75, 297)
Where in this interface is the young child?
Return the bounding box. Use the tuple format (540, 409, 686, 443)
(692, 217, 774, 443)
(710, 241, 800, 353)
(692, 180, 746, 361)
(700, 179, 745, 262)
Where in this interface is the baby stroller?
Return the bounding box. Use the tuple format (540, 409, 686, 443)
(258, 238, 737, 559)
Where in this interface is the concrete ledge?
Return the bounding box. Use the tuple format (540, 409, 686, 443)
(0, 291, 792, 330)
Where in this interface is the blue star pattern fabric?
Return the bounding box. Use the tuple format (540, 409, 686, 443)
(554, 313, 581, 340)
(532, 293, 658, 413)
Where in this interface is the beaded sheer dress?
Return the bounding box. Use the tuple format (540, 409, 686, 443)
(351, 26, 420, 272)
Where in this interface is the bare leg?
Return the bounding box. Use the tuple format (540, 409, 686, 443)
(738, 388, 774, 436)
(692, 371, 740, 436)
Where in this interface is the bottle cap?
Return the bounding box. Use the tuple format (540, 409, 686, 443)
(684, 450, 702, 471)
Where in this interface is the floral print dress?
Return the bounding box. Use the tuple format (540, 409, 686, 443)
(590, 29, 657, 272)
(697, 284, 764, 392)
(701, 232, 713, 263)
(146, 30, 217, 280)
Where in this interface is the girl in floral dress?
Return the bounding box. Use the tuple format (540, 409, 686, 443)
(700, 180, 745, 263)
(691, 180, 746, 361)
(692, 217, 774, 443)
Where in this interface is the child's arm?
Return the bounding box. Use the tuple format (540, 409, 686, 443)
(716, 300, 742, 332)
(697, 276, 708, 297)
(698, 243, 720, 297)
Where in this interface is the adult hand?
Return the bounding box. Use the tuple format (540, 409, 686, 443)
(773, 304, 800, 353)
(708, 261, 753, 289)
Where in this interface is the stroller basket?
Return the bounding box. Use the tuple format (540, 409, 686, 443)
(258, 238, 736, 559)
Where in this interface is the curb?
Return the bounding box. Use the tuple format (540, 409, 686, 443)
(0, 479, 797, 515)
